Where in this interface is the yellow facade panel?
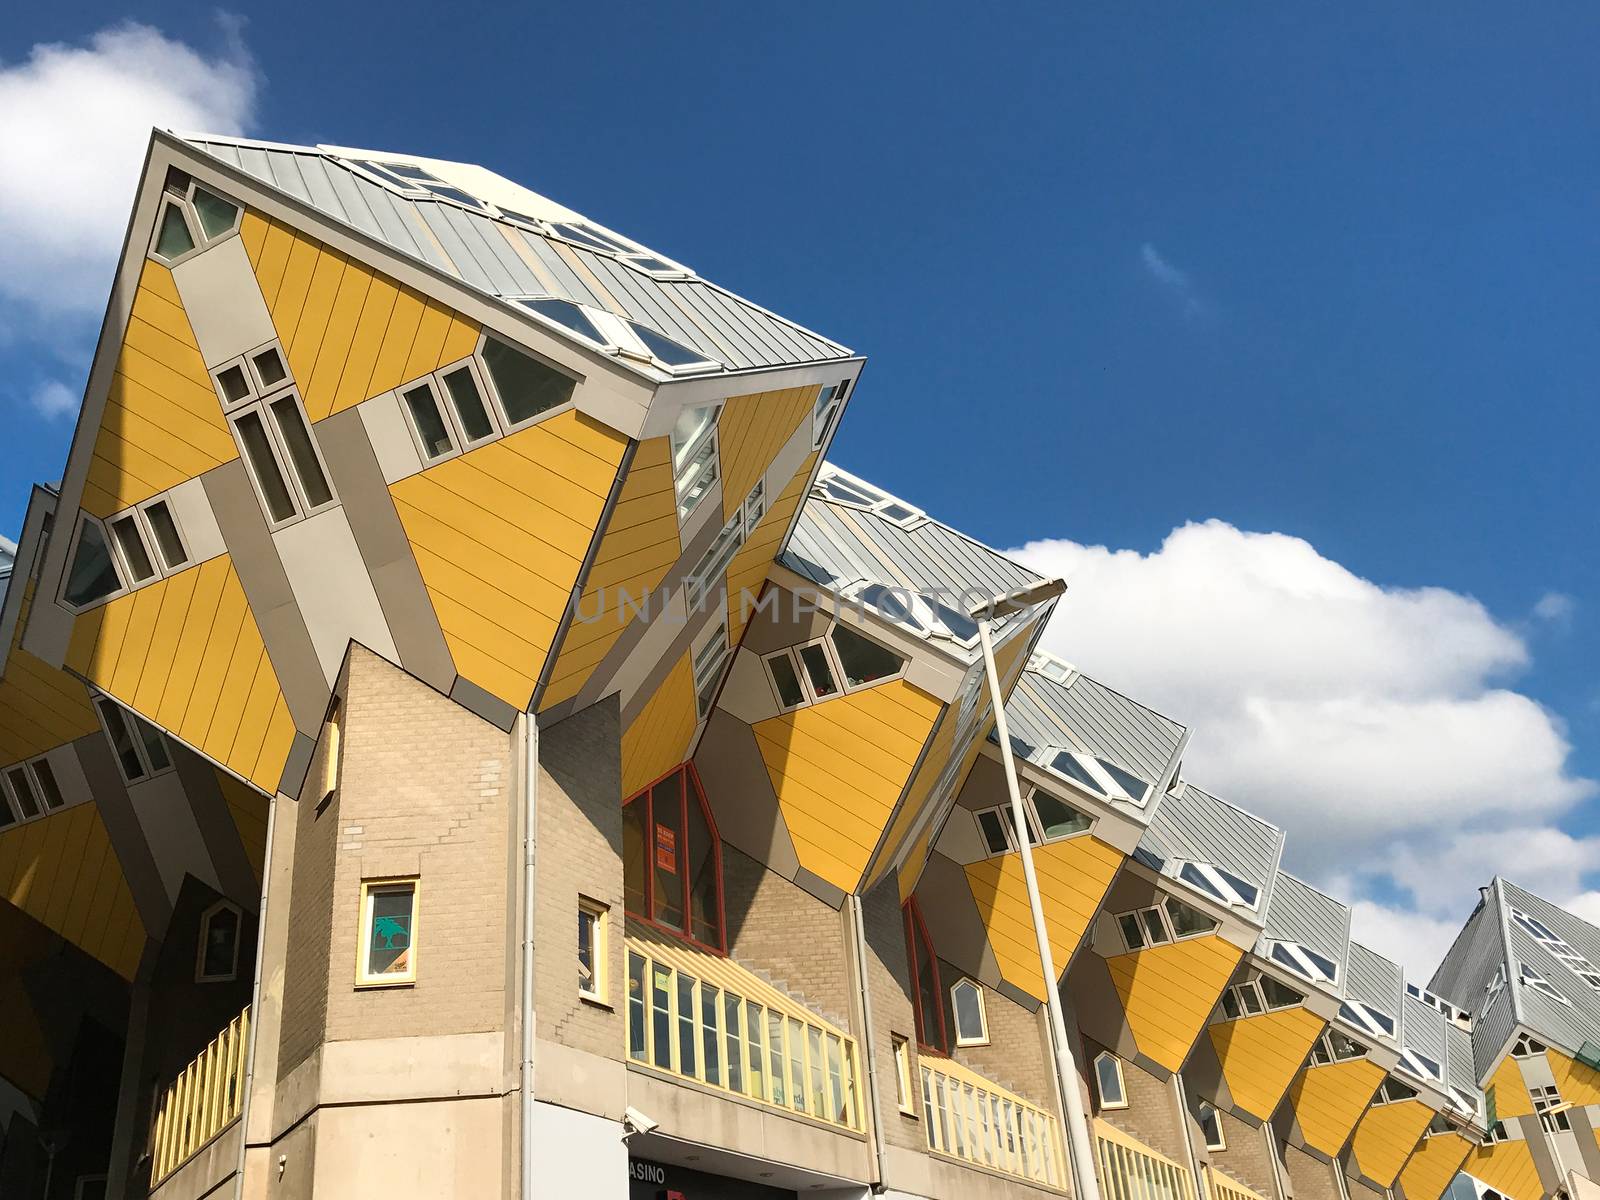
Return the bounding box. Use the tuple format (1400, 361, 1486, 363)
(620, 652, 697, 799)
(1107, 933, 1244, 1072)
(725, 450, 818, 646)
(1290, 1058, 1386, 1157)
(1544, 1047, 1600, 1108)
(1466, 1139, 1542, 1200)
(754, 677, 941, 893)
(1350, 1098, 1431, 1187)
(219, 770, 270, 878)
(718, 385, 818, 522)
(0, 590, 101, 770)
(968, 833, 1124, 1001)
(1208, 1006, 1325, 1121)
(1398, 1131, 1471, 1200)
(0, 804, 144, 979)
(1487, 1053, 1535, 1119)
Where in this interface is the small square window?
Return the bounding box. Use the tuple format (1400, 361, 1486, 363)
(5, 767, 40, 820)
(250, 346, 288, 391)
(797, 642, 839, 699)
(29, 759, 66, 811)
(764, 651, 806, 711)
(359, 879, 418, 986)
(215, 362, 254, 407)
(108, 513, 156, 584)
(141, 500, 189, 572)
(402, 380, 458, 462)
(578, 897, 607, 1003)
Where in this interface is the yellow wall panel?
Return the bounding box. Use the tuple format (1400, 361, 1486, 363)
(621, 652, 697, 799)
(1466, 1139, 1542, 1200)
(81, 260, 237, 518)
(718, 385, 818, 522)
(1290, 1059, 1387, 1156)
(968, 834, 1124, 1001)
(1543, 1047, 1600, 1108)
(390, 411, 626, 710)
(218, 770, 270, 878)
(63, 555, 293, 792)
(1350, 1098, 1431, 1187)
(0, 804, 144, 979)
(1487, 1053, 1535, 1119)
(1106, 933, 1244, 1072)
(1208, 1006, 1325, 1121)
(541, 435, 678, 711)
(0, 588, 101, 770)
(242, 214, 481, 423)
(725, 450, 818, 646)
(1398, 1131, 1471, 1200)
(754, 677, 941, 893)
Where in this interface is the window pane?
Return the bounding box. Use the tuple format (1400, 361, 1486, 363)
(109, 515, 156, 583)
(651, 964, 672, 1069)
(270, 397, 333, 508)
(685, 772, 722, 948)
(201, 907, 240, 978)
(628, 321, 710, 368)
(0, 793, 14, 829)
(30, 760, 65, 810)
(1221, 990, 1243, 1020)
(1164, 896, 1217, 937)
(914, 935, 944, 1050)
(952, 981, 985, 1043)
(650, 776, 685, 930)
(156, 203, 195, 258)
(724, 993, 744, 1093)
(1140, 909, 1169, 946)
(365, 885, 415, 978)
(977, 810, 1011, 855)
(829, 625, 904, 687)
(627, 952, 647, 1060)
(767, 653, 806, 709)
(520, 298, 607, 346)
(676, 975, 697, 1077)
(63, 520, 123, 607)
(701, 985, 721, 1086)
(133, 715, 171, 772)
(192, 188, 239, 239)
(143, 502, 188, 570)
(403, 384, 456, 460)
(622, 799, 647, 916)
(798, 644, 839, 698)
(1117, 913, 1146, 951)
(251, 347, 287, 389)
(5, 768, 40, 819)
(235, 411, 298, 522)
(442, 366, 496, 443)
(578, 908, 597, 994)
(1032, 790, 1091, 840)
(97, 699, 145, 781)
(481, 336, 575, 425)
(217, 364, 252, 404)
(1261, 976, 1304, 1010)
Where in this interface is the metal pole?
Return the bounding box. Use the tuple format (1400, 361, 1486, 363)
(978, 617, 1102, 1200)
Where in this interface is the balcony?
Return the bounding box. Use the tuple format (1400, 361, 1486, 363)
(1203, 1165, 1271, 1200)
(919, 1054, 1067, 1188)
(149, 1006, 250, 1186)
(1094, 1117, 1198, 1200)
(625, 927, 864, 1132)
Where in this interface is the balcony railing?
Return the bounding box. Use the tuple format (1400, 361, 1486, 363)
(1203, 1165, 1270, 1200)
(149, 1007, 250, 1186)
(626, 929, 864, 1132)
(919, 1055, 1067, 1188)
(1094, 1117, 1199, 1200)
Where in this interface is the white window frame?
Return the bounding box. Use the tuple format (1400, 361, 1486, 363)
(0, 775, 18, 829)
(357, 877, 420, 988)
(578, 896, 608, 1005)
(1094, 1052, 1127, 1110)
(473, 332, 581, 437)
(94, 695, 174, 785)
(58, 511, 130, 613)
(812, 379, 851, 450)
(1406, 981, 1465, 1022)
(1532, 1083, 1572, 1133)
(1398, 1047, 1442, 1084)
(685, 512, 744, 614)
(1518, 964, 1571, 1005)
(1222, 975, 1303, 1020)
(761, 648, 810, 714)
(137, 494, 192, 574)
(619, 251, 693, 280)
(149, 176, 242, 267)
(1028, 650, 1077, 685)
(342, 159, 488, 211)
(949, 978, 989, 1047)
(760, 621, 909, 714)
(892, 1034, 917, 1115)
(669, 402, 722, 523)
(1175, 860, 1260, 910)
(1338, 999, 1396, 1040)
(101, 496, 191, 589)
(195, 899, 243, 984)
(1510, 906, 1600, 992)
(397, 357, 505, 465)
(974, 787, 1093, 858)
(742, 478, 766, 537)
(1197, 1102, 1226, 1151)
(1374, 1077, 1418, 1106)
(511, 296, 621, 354)
(1, 763, 42, 823)
(812, 463, 924, 528)
(228, 388, 339, 530)
(1115, 896, 1218, 953)
(1265, 938, 1339, 986)
(1309, 1028, 1368, 1066)
(1484, 965, 1506, 1012)
(692, 618, 732, 720)
(1511, 1033, 1547, 1058)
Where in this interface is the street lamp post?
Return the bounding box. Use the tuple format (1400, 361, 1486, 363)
(969, 580, 1102, 1200)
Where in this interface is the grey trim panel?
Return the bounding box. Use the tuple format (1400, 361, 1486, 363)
(793, 866, 846, 911)
(171, 742, 259, 909)
(277, 731, 316, 800)
(73, 731, 172, 937)
(451, 674, 519, 731)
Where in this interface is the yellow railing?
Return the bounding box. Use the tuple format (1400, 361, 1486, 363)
(920, 1055, 1067, 1188)
(1094, 1117, 1199, 1200)
(1204, 1165, 1270, 1200)
(149, 1007, 250, 1185)
(626, 934, 863, 1132)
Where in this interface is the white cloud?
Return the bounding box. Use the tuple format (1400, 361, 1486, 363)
(1140, 242, 1203, 317)
(29, 379, 78, 420)
(1007, 519, 1597, 979)
(0, 21, 258, 318)
(1347, 900, 1466, 981)
(1534, 590, 1576, 627)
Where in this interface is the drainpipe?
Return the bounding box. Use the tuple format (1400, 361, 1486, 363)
(978, 616, 1102, 1200)
(231, 789, 279, 1199)
(848, 894, 892, 1190)
(1172, 1072, 1206, 1194)
(1263, 1114, 1291, 1200)
(519, 714, 539, 1200)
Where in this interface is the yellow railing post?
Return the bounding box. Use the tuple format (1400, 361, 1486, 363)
(149, 1005, 252, 1188)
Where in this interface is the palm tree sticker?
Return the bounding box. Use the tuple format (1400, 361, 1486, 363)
(374, 915, 410, 950)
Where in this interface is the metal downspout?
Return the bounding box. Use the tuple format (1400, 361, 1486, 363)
(520, 714, 539, 1200)
(848, 894, 893, 1190)
(231, 789, 279, 1199)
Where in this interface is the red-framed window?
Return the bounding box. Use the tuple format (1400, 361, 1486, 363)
(622, 764, 725, 953)
(904, 898, 948, 1055)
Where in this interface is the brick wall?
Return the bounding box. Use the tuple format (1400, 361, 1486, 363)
(1086, 1036, 1190, 1166)
(722, 844, 852, 1029)
(1283, 1144, 1341, 1200)
(936, 956, 1055, 1109)
(1208, 1107, 1279, 1198)
(860, 878, 928, 1153)
(534, 696, 624, 1064)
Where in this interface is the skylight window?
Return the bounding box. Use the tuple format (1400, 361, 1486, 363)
(622, 321, 719, 374)
(1028, 652, 1076, 685)
(1518, 964, 1571, 1005)
(1267, 939, 1339, 985)
(812, 379, 851, 449)
(1398, 1047, 1442, 1083)
(549, 220, 635, 253)
(1047, 750, 1148, 804)
(621, 253, 690, 279)
(1339, 999, 1397, 1038)
(1509, 906, 1600, 991)
(1178, 861, 1260, 909)
(517, 298, 611, 348)
(351, 160, 485, 208)
(813, 466, 922, 527)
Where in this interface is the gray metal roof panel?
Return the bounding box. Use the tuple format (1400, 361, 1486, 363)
(1473, 986, 1517, 1081)
(1262, 871, 1351, 977)
(1402, 993, 1449, 1068)
(1006, 671, 1186, 789)
(1137, 782, 1283, 901)
(1443, 1020, 1478, 1099)
(1345, 942, 1405, 1030)
(1429, 897, 1508, 1014)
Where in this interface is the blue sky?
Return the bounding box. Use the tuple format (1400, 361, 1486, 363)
(4, 3, 1599, 971)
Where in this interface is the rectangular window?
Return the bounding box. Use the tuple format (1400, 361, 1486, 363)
(233, 408, 299, 524)
(622, 765, 725, 952)
(401, 379, 457, 461)
(763, 650, 807, 711)
(578, 897, 606, 1003)
(95, 696, 172, 783)
(230, 392, 335, 527)
(685, 514, 743, 613)
(1198, 1103, 1226, 1150)
(108, 513, 156, 583)
(1095, 1052, 1127, 1109)
(812, 379, 849, 449)
(671, 404, 721, 522)
(893, 1034, 917, 1115)
(5, 767, 40, 820)
(29, 759, 66, 811)
(358, 879, 418, 986)
(904, 899, 948, 1054)
(141, 500, 189, 571)
(742, 478, 765, 536)
(692, 621, 731, 719)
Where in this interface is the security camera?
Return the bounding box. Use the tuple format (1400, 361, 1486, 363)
(622, 1106, 659, 1138)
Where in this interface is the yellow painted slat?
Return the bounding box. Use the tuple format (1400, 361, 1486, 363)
(1397, 1131, 1471, 1200)
(330, 275, 398, 414)
(1107, 934, 1244, 1072)
(1546, 1047, 1600, 1107)
(1486, 1053, 1535, 1118)
(1289, 1059, 1386, 1156)
(285, 247, 347, 388)
(1208, 1006, 1325, 1121)
(270, 235, 321, 346)
(1467, 1137, 1542, 1200)
(304, 262, 374, 421)
(1350, 1099, 1432, 1188)
(254, 220, 295, 308)
(620, 652, 696, 799)
(132, 564, 199, 717)
(367, 286, 426, 398)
